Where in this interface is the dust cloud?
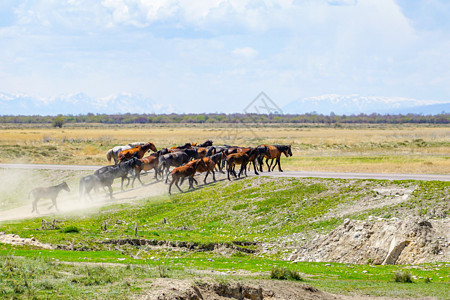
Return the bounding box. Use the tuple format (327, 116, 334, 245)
(0, 168, 169, 223)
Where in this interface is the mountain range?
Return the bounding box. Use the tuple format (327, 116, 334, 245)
(0, 92, 173, 115)
(0, 92, 448, 115)
(282, 94, 449, 115)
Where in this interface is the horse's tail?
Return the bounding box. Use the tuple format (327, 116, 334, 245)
(79, 177, 85, 199)
(106, 149, 113, 163)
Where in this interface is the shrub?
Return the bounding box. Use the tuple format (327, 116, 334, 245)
(61, 226, 80, 233)
(394, 271, 413, 283)
(52, 116, 65, 128)
(270, 267, 303, 281)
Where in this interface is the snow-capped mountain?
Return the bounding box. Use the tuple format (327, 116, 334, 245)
(0, 92, 174, 115)
(283, 94, 449, 115)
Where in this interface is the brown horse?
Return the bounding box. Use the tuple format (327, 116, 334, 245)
(132, 152, 161, 187)
(30, 182, 70, 214)
(183, 153, 222, 184)
(258, 144, 292, 172)
(225, 152, 249, 180)
(168, 159, 205, 195)
(118, 142, 157, 162)
(195, 147, 209, 158)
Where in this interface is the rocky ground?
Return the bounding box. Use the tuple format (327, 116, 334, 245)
(289, 217, 449, 265)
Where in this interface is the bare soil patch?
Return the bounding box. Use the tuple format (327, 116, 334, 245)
(137, 278, 342, 300)
(289, 217, 450, 265)
(0, 231, 54, 249)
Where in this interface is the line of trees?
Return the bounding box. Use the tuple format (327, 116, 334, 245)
(0, 113, 448, 125)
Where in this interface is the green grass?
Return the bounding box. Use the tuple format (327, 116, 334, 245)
(0, 245, 448, 299)
(0, 176, 449, 299)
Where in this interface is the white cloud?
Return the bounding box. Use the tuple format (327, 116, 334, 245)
(232, 47, 258, 59)
(0, 0, 449, 113)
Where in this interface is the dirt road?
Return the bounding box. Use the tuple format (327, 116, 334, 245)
(0, 163, 448, 222)
(1, 163, 449, 181)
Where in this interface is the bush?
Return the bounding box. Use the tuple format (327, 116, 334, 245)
(394, 271, 413, 283)
(52, 116, 65, 128)
(270, 267, 303, 281)
(61, 226, 80, 233)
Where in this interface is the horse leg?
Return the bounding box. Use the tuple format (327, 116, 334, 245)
(212, 169, 216, 182)
(252, 160, 259, 175)
(131, 171, 136, 188)
(51, 197, 59, 212)
(192, 176, 198, 187)
(204, 171, 209, 184)
(168, 176, 175, 195)
(265, 158, 271, 172)
(109, 185, 114, 200)
(31, 198, 38, 214)
(269, 159, 276, 172)
(175, 178, 183, 193)
(232, 164, 238, 178)
(165, 167, 171, 184)
(238, 164, 243, 177)
(125, 175, 130, 188)
(277, 157, 283, 172)
(258, 157, 264, 172)
(86, 185, 93, 201)
(242, 162, 248, 177)
(121, 177, 125, 191)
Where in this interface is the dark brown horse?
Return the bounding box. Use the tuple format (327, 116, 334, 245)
(258, 144, 292, 172)
(197, 140, 213, 147)
(118, 142, 157, 162)
(225, 152, 250, 180)
(169, 143, 192, 151)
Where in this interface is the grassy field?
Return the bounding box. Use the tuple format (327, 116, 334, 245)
(0, 123, 449, 298)
(0, 123, 449, 174)
(0, 176, 449, 299)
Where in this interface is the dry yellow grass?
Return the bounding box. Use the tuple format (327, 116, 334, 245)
(0, 123, 448, 174)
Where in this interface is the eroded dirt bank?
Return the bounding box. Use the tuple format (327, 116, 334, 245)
(137, 279, 357, 300)
(289, 217, 449, 265)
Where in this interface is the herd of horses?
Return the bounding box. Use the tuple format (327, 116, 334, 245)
(29, 140, 292, 213)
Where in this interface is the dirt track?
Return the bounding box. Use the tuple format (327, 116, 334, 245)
(1, 163, 449, 181)
(0, 163, 448, 223)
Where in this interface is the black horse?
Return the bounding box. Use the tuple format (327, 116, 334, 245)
(197, 140, 213, 147)
(79, 174, 101, 201)
(159, 148, 200, 183)
(94, 158, 142, 199)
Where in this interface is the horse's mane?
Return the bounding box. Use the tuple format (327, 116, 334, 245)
(274, 144, 289, 151)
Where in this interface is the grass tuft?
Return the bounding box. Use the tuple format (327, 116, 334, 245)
(270, 266, 303, 281)
(394, 271, 414, 283)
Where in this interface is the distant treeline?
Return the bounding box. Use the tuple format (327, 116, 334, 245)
(0, 113, 449, 124)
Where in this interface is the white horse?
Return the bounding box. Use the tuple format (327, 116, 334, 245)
(106, 142, 145, 165)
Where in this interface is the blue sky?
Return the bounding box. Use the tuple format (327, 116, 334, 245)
(0, 0, 449, 113)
